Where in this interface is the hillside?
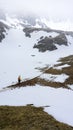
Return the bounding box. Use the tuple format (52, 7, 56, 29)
(0, 15, 73, 129)
(0, 105, 73, 130)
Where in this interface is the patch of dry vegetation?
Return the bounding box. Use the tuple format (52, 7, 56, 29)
(0, 105, 73, 130)
(55, 55, 73, 86)
(1, 55, 73, 91)
(37, 55, 73, 89)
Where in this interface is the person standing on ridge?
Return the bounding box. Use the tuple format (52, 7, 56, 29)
(18, 75, 21, 83)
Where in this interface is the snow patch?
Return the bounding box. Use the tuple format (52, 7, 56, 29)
(54, 64, 70, 70)
(41, 18, 73, 31)
(40, 73, 69, 83)
(68, 85, 73, 90)
(0, 28, 73, 89)
(0, 85, 73, 126)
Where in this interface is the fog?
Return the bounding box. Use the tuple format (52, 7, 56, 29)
(0, 0, 73, 20)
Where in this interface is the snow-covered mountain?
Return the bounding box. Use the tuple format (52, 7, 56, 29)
(1, 14, 73, 31)
(0, 13, 73, 127)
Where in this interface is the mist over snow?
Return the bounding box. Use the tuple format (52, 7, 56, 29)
(0, 0, 73, 21)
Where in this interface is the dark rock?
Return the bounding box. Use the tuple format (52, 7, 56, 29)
(33, 33, 68, 52)
(31, 55, 35, 57)
(54, 33, 68, 46)
(0, 33, 5, 42)
(23, 27, 51, 38)
(18, 45, 21, 47)
(0, 22, 9, 42)
(23, 27, 41, 37)
(25, 32, 31, 38)
(40, 36, 44, 40)
(33, 36, 57, 52)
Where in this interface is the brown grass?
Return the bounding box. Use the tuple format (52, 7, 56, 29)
(1, 55, 73, 91)
(0, 105, 73, 130)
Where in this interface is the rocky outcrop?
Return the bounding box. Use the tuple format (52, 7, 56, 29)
(54, 33, 67, 46)
(23, 27, 51, 38)
(0, 22, 9, 42)
(33, 33, 68, 52)
(23, 27, 40, 38)
(33, 36, 57, 52)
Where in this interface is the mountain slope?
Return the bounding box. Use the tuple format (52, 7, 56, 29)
(0, 15, 73, 127)
(0, 105, 73, 130)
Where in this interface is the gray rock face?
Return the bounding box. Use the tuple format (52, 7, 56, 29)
(0, 22, 9, 42)
(23, 26, 68, 52)
(54, 33, 67, 46)
(33, 33, 68, 52)
(23, 27, 51, 38)
(33, 37, 57, 52)
(23, 27, 40, 38)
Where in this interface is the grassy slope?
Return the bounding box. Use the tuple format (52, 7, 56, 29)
(0, 105, 73, 130)
(4, 55, 73, 90)
(0, 56, 73, 130)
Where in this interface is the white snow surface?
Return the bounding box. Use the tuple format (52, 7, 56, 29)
(54, 64, 70, 70)
(41, 18, 73, 31)
(1, 15, 73, 31)
(68, 85, 73, 90)
(0, 85, 73, 126)
(0, 27, 73, 126)
(0, 28, 73, 89)
(40, 73, 69, 83)
(0, 29, 60, 89)
(0, 15, 24, 29)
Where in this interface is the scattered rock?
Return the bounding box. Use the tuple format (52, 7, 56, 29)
(18, 45, 21, 47)
(31, 55, 35, 57)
